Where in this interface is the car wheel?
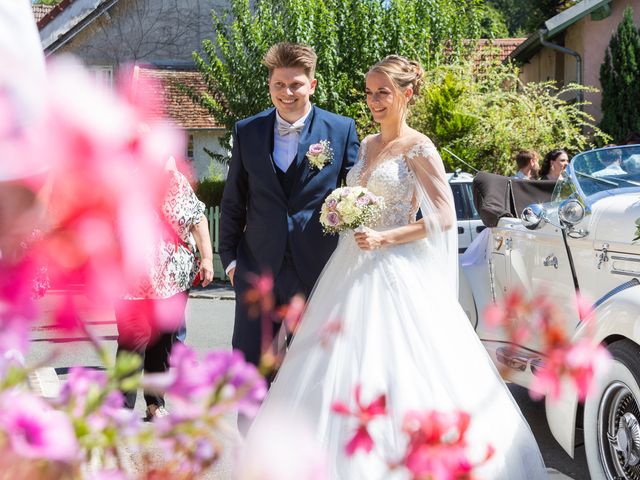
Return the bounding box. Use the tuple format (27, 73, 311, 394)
(584, 340, 640, 480)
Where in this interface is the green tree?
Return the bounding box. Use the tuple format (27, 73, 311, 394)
(486, 0, 576, 36)
(410, 58, 609, 174)
(477, 4, 509, 38)
(599, 7, 640, 143)
(190, 0, 483, 158)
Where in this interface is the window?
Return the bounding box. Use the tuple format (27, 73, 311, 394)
(89, 66, 113, 89)
(187, 134, 194, 160)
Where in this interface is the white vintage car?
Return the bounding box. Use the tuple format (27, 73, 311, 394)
(459, 145, 640, 480)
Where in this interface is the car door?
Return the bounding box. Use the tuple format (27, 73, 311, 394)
(502, 219, 580, 351)
(450, 182, 474, 253)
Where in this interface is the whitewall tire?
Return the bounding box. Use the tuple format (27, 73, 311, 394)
(584, 340, 640, 480)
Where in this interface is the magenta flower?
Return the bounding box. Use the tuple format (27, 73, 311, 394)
(0, 391, 78, 462)
(530, 339, 611, 401)
(58, 366, 108, 417)
(400, 409, 494, 480)
(331, 384, 387, 456)
(143, 344, 267, 418)
(485, 289, 611, 402)
(0, 259, 39, 359)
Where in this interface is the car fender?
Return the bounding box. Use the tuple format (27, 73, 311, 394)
(545, 281, 640, 457)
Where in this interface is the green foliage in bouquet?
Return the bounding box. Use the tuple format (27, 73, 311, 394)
(189, 0, 484, 160)
(410, 57, 610, 175)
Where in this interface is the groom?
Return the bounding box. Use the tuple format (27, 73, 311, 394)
(220, 42, 359, 370)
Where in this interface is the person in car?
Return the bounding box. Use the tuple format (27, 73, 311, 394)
(593, 147, 626, 177)
(539, 149, 569, 181)
(511, 150, 539, 180)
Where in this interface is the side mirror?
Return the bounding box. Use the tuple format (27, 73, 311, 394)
(558, 199, 585, 227)
(521, 203, 547, 230)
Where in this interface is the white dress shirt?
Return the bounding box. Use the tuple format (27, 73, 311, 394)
(273, 107, 312, 172)
(225, 105, 313, 275)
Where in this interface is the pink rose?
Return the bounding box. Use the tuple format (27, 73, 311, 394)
(308, 143, 324, 155)
(356, 194, 371, 206)
(327, 212, 341, 226)
(326, 198, 338, 210)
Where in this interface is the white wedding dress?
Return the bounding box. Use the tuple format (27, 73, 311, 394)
(250, 137, 547, 479)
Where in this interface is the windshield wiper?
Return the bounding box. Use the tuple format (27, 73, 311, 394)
(575, 170, 619, 186)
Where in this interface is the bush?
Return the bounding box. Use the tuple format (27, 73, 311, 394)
(196, 178, 226, 209)
(410, 57, 610, 175)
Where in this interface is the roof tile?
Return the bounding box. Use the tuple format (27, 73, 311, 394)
(135, 66, 221, 130)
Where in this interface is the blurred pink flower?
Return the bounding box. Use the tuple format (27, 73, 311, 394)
(280, 294, 306, 333)
(11, 58, 188, 331)
(531, 339, 611, 401)
(485, 290, 610, 401)
(143, 343, 266, 418)
(319, 318, 343, 348)
(331, 384, 387, 456)
(0, 259, 39, 359)
(575, 293, 594, 322)
(400, 410, 494, 480)
(0, 391, 78, 462)
(91, 470, 128, 480)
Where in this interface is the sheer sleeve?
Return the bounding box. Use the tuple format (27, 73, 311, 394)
(405, 141, 459, 295)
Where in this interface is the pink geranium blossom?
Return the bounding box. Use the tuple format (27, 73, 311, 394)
(530, 338, 611, 401)
(399, 410, 494, 480)
(485, 289, 611, 401)
(331, 384, 387, 456)
(0, 391, 78, 462)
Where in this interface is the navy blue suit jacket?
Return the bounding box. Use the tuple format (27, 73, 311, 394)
(220, 106, 359, 288)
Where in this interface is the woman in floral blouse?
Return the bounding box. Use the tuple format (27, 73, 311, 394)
(116, 159, 214, 419)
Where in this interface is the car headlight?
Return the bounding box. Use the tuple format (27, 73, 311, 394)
(558, 199, 585, 227)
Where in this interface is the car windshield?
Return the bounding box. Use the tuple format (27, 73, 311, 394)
(566, 145, 640, 200)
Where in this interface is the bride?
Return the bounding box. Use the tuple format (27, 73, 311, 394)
(249, 55, 547, 479)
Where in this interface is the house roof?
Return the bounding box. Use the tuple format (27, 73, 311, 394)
(32, 4, 56, 23)
(510, 0, 612, 63)
(134, 65, 221, 130)
(473, 38, 527, 63)
(39, 0, 119, 54)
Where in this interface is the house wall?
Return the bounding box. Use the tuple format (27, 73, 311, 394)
(521, 0, 640, 124)
(568, 0, 640, 123)
(50, 0, 226, 67)
(191, 130, 228, 180)
(520, 47, 558, 84)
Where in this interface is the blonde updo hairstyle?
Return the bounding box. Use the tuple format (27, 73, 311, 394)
(367, 55, 424, 110)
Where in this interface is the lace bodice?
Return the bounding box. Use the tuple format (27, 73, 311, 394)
(346, 137, 435, 229)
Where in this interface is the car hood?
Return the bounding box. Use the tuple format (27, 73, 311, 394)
(591, 193, 640, 253)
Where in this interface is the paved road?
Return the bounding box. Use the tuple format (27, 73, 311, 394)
(28, 289, 588, 479)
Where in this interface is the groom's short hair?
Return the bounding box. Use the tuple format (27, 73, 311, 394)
(263, 43, 317, 78)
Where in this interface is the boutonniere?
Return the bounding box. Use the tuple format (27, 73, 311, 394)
(306, 140, 334, 170)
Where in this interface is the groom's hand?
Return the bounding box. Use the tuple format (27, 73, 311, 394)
(228, 267, 236, 286)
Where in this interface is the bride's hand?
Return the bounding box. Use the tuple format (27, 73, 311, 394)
(354, 227, 386, 251)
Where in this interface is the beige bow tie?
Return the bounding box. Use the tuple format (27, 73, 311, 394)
(277, 122, 304, 136)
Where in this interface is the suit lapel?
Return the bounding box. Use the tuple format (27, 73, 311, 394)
(289, 106, 317, 199)
(259, 110, 286, 200)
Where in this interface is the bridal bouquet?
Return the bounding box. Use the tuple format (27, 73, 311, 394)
(320, 186, 384, 234)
